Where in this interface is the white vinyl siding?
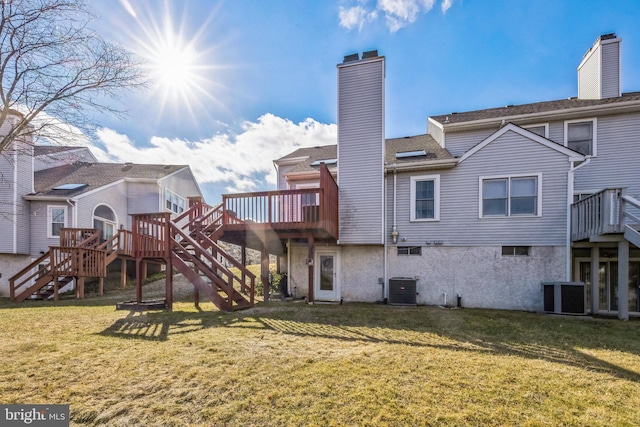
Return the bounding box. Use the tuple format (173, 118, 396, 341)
(410, 175, 440, 221)
(523, 123, 548, 138)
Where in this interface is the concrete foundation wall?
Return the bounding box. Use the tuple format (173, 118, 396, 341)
(0, 254, 32, 297)
(388, 245, 566, 311)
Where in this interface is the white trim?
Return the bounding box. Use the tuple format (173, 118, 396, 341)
(460, 123, 585, 163)
(12, 142, 18, 253)
(564, 118, 597, 156)
(410, 174, 440, 222)
(522, 123, 549, 138)
(478, 173, 542, 218)
(47, 205, 68, 238)
(92, 203, 119, 233)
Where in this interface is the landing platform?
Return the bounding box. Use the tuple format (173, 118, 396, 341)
(116, 300, 168, 311)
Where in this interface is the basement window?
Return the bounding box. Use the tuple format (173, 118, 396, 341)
(398, 246, 422, 256)
(502, 246, 531, 256)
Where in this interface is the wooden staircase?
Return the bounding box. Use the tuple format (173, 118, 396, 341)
(132, 205, 255, 312)
(10, 229, 133, 302)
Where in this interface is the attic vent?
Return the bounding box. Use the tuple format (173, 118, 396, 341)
(343, 53, 359, 63)
(163, 165, 171, 169)
(52, 183, 87, 190)
(396, 150, 426, 159)
(310, 158, 337, 166)
(362, 50, 378, 59)
(121, 163, 133, 171)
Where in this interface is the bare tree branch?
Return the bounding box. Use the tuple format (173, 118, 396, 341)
(0, 0, 147, 152)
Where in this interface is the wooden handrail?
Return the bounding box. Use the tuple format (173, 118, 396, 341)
(9, 251, 51, 301)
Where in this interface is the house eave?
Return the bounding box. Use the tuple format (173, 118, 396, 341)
(384, 158, 458, 172)
(435, 100, 640, 132)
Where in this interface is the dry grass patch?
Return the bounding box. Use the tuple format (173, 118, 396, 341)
(1, 281, 640, 426)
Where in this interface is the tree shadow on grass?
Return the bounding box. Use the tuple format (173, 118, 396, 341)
(97, 302, 640, 382)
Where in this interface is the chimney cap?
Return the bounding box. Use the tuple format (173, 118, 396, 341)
(343, 53, 359, 63)
(599, 33, 617, 41)
(362, 50, 379, 59)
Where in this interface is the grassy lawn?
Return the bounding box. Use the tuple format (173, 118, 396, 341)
(1, 278, 640, 426)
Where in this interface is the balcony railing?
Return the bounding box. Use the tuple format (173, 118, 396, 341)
(571, 188, 626, 241)
(221, 163, 338, 239)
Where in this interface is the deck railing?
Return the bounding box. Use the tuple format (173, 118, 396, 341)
(571, 188, 626, 241)
(131, 212, 172, 258)
(221, 163, 338, 238)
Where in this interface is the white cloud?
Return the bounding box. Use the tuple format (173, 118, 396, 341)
(94, 114, 337, 193)
(339, 5, 377, 31)
(339, 0, 450, 32)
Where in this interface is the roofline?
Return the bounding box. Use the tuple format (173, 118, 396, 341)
(432, 98, 640, 132)
(158, 166, 205, 200)
(273, 155, 311, 166)
(384, 158, 459, 172)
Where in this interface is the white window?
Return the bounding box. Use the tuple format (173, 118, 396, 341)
(48, 206, 67, 238)
(165, 189, 185, 214)
(410, 175, 440, 221)
(523, 123, 548, 138)
(565, 118, 596, 156)
(480, 174, 541, 217)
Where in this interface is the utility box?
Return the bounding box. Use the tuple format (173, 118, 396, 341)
(542, 282, 587, 315)
(388, 277, 417, 306)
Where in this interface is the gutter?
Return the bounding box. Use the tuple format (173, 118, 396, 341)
(566, 157, 591, 280)
(384, 158, 458, 172)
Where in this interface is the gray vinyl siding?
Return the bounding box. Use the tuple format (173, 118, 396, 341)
(0, 151, 17, 253)
(388, 130, 571, 246)
(29, 201, 75, 257)
(337, 58, 385, 244)
(75, 182, 128, 230)
(574, 112, 640, 199)
(443, 127, 498, 157)
(0, 141, 32, 254)
(160, 168, 202, 203)
(15, 144, 33, 253)
(126, 182, 162, 228)
(601, 41, 621, 99)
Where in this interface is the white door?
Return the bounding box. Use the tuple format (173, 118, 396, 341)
(315, 250, 339, 301)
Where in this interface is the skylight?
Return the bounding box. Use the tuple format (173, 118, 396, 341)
(396, 150, 427, 159)
(310, 158, 337, 166)
(52, 183, 87, 190)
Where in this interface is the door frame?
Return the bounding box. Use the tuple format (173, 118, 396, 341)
(314, 248, 340, 302)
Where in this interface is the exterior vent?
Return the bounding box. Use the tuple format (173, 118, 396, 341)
(542, 282, 586, 315)
(388, 277, 417, 306)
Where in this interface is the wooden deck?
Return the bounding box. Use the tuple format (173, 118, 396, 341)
(571, 187, 640, 245)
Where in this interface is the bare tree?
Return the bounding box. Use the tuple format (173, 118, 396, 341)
(0, 0, 146, 153)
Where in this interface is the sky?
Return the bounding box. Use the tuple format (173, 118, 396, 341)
(80, 0, 640, 204)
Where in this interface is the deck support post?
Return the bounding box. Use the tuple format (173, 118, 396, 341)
(261, 243, 270, 301)
(120, 259, 127, 289)
(618, 240, 629, 320)
(308, 236, 314, 303)
(77, 277, 85, 299)
(136, 258, 143, 303)
(98, 277, 104, 296)
(590, 246, 599, 315)
(166, 256, 173, 311)
(53, 277, 59, 301)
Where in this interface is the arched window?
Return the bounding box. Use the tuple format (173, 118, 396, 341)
(93, 204, 117, 241)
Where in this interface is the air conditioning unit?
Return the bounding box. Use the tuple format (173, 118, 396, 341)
(542, 282, 586, 315)
(388, 277, 417, 306)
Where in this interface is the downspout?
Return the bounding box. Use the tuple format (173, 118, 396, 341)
(566, 157, 591, 280)
(384, 165, 398, 302)
(383, 170, 388, 301)
(66, 198, 77, 228)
